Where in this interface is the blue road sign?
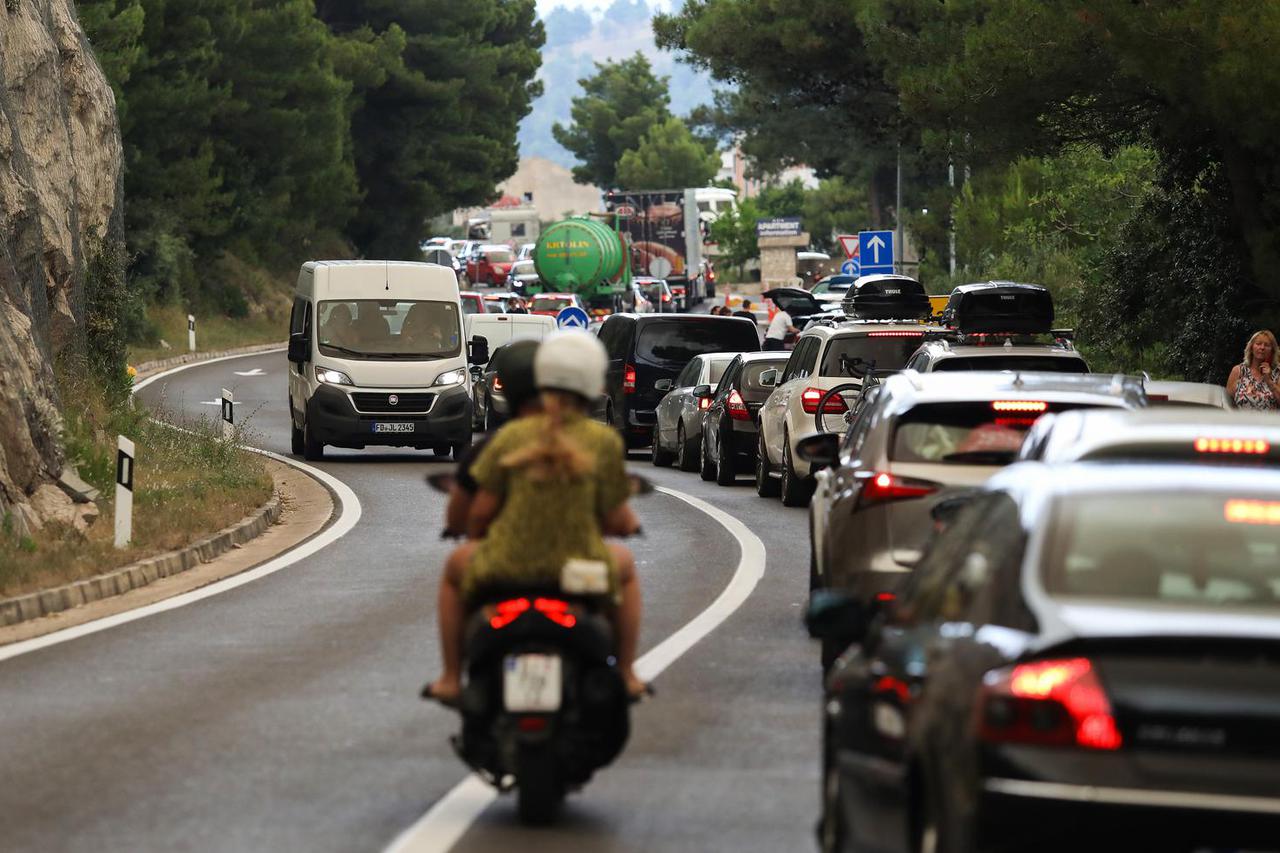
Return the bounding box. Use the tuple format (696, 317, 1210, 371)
(858, 230, 895, 275)
(556, 306, 590, 330)
(841, 259, 861, 277)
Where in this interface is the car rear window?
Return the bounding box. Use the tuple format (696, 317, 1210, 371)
(821, 332, 926, 377)
(742, 359, 788, 392)
(891, 401, 1102, 465)
(933, 355, 1088, 373)
(637, 320, 760, 367)
(1044, 491, 1280, 609)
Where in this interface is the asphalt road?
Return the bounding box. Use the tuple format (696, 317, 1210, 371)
(0, 345, 819, 852)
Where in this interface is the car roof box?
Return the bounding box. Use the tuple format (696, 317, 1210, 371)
(841, 275, 931, 320)
(941, 282, 1054, 334)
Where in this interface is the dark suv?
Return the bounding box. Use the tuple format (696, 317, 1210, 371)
(595, 313, 760, 447)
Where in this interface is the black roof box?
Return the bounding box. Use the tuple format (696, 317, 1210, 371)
(941, 281, 1054, 334)
(841, 275, 931, 320)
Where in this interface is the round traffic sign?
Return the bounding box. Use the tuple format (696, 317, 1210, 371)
(556, 306, 590, 330)
(841, 259, 861, 276)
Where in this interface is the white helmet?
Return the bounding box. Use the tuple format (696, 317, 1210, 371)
(535, 330, 607, 400)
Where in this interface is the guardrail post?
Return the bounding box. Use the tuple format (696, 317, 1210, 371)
(188, 314, 196, 352)
(221, 388, 234, 441)
(114, 436, 135, 549)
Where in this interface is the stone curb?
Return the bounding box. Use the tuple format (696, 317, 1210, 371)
(133, 341, 286, 380)
(0, 491, 282, 628)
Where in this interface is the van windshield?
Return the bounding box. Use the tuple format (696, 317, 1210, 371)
(318, 299, 461, 359)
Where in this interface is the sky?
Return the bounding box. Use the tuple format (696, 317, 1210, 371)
(536, 0, 673, 14)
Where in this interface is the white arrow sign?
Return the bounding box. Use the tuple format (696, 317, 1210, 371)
(234, 368, 265, 377)
(867, 235, 887, 264)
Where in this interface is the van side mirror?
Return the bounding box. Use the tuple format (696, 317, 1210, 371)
(468, 335, 490, 366)
(288, 332, 309, 364)
(795, 432, 840, 470)
(805, 589, 869, 646)
(759, 368, 779, 387)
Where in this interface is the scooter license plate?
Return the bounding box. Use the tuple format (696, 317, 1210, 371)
(503, 654, 562, 712)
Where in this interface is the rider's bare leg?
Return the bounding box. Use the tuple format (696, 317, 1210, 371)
(427, 542, 476, 702)
(608, 542, 645, 697)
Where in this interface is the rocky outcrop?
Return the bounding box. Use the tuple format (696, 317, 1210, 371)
(0, 0, 123, 533)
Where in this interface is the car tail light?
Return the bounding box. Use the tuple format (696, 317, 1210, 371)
(991, 401, 1048, 412)
(662, 293, 671, 303)
(978, 658, 1122, 751)
(623, 364, 637, 394)
(533, 597, 576, 629)
(801, 387, 847, 415)
(857, 472, 940, 509)
(490, 598, 530, 629)
(492, 376, 504, 392)
(727, 389, 751, 421)
(1195, 437, 1269, 454)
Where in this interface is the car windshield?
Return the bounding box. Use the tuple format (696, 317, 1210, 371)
(1044, 491, 1280, 610)
(822, 333, 926, 377)
(891, 401, 1093, 465)
(933, 355, 1088, 373)
(317, 299, 460, 359)
(532, 296, 573, 312)
(484, 250, 513, 263)
(637, 320, 759, 367)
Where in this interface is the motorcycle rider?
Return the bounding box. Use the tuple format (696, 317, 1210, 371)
(426, 332, 647, 703)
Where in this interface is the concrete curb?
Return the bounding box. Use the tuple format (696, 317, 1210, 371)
(133, 342, 285, 380)
(0, 491, 282, 628)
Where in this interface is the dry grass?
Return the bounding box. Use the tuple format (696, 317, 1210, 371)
(0, 377, 273, 598)
(128, 302, 287, 366)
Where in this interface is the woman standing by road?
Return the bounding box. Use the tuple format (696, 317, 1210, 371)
(1227, 330, 1280, 410)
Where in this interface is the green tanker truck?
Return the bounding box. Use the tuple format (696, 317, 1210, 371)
(530, 215, 630, 311)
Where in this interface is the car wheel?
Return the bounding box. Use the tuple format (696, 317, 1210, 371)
(699, 433, 716, 481)
(715, 425, 736, 486)
(755, 434, 780, 498)
(818, 722, 847, 853)
(302, 416, 324, 461)
(809, 526, 821, 594)
(781, 434, 813, 507)
(676, 422, 699, 472)
(651, 427, 675, 467)
(483, 394, 498, 432)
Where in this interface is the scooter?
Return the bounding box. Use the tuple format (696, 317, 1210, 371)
(424, 472, 652, 824)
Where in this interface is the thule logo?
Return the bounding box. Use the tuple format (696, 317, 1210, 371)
(1136, 724, 1226, 747)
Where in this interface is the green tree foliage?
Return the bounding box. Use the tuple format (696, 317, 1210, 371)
(553, 53, 672, 188)
(616, 117, 719, 189)
(708, 179, 867, 270)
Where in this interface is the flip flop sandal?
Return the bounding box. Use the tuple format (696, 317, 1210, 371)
(420, 682, 460, 709)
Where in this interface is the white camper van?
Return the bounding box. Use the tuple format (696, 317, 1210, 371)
(287, 261, 486, 460)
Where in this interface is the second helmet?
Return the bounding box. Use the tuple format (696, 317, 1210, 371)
(534, 331, 607, 401)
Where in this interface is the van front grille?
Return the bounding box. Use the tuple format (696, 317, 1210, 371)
(350, 392, 435, 414)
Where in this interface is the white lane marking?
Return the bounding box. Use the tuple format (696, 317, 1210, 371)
(383, 484, 768, 853)
(132, 347, 285, 393)
(234, 368, 266, 377)
(0, 350, 360, 663)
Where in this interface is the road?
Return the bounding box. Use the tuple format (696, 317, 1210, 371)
(0, 345, 821, 852)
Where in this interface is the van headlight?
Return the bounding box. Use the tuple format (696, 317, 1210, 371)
(433, 368, 467, 387)
(315, 366, 353, 385)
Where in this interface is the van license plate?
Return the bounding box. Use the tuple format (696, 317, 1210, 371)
(372, 422, 415, 433)
(503, 654, 562, 712)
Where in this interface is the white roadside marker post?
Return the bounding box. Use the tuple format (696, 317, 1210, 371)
(221, 388, 234, 441)
(114, 436, 135, 549)
(188, 314, 196, 352)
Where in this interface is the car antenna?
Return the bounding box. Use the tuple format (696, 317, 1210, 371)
(384, 260, 390, 291)
(1013, 371, 1024, 388)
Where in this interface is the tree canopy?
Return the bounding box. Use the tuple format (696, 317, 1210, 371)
(616, 116, 720, 189)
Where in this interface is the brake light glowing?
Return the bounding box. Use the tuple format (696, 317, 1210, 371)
(698, 396, 712, 410)
(1224, 499, 1280, 525)
(623, 364, 637, 394)
(492, 376, 504, 392)
(490, 598, 530, 629)
(979, 658, 1122, 751)
(992, 401, 1048, 412)
(801, 387, 847, 415)
(858, 472, 939, 508)
(865, 331, 925, 337)
(1196, 437, 1270, 454)
(727, 389, 751, 421)
(994, 417, 1038, 428)
(662, 293, 671, 302)
(533, 597, 576, 629)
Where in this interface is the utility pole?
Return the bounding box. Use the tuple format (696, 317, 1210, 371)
(895, 145, 903, 275)
(948, 160, 957, 277)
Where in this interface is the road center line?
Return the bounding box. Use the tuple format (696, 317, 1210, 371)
(383, 484, 768, 853)
(0, 350, 361, 663)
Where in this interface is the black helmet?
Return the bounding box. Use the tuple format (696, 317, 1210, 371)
(495, 339, 540, 413)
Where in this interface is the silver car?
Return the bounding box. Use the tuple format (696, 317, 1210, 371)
(651, 352, 737, 471)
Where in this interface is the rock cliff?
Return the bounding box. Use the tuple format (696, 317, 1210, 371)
(0, 0, 122, 533)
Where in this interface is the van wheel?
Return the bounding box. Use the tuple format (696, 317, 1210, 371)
(676, 423, 699, 472)
(290, 403, 305, 455)
(755, 435, 780, 498)
(451, 438, 472, 460)
(302, 417, 324, 461)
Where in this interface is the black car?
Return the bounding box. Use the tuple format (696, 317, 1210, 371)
(810, 461, 1280, 853)
(594, 313, 761, 447)
(698, 352, 789, 486)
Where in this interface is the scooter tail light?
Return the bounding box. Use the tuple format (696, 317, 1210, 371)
(489, 598, 530, 630)
(978, 657, 1122, 751)
(533, 597, 577, 629)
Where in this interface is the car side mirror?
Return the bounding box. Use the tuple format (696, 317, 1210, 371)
(468, 335, 490, 366)
(654, 378, 673, 392)
(692, 384, 712, 398)
(288, 332, 309, 364)
(805, 589, 869, 646)
(795, 432, 840, 470)
(759, 368, 778, 387)
(930, 491, 980, 531)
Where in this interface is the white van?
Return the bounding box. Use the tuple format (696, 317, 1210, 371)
(465, 313, 556, 357)
(287, 261, 487, 460)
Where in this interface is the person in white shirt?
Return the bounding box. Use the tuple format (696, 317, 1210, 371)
(763, 308, 796, 351)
